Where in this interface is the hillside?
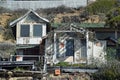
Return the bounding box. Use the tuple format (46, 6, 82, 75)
(0, 7, 97, 42)
(0, 0, 119, 42)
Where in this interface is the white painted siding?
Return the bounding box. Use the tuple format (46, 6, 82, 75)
(16, 21, 47, 44)
(87, 40, 106, 64)
(93, 41, 106, 63)
(17, 37, 42, 44)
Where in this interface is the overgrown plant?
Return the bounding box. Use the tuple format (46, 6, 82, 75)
(91, 60, 120, 80)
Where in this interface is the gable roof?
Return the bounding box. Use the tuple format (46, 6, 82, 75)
(10, 10, 49, 27)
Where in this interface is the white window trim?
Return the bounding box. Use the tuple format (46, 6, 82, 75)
(20, 24, 30, 37)
(19, 23, 45, 38)
(32, 23, 43, 38)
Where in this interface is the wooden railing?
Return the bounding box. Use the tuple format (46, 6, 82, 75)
(10, 55, 44, 62)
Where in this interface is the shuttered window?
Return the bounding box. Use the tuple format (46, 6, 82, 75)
(20, 24, 30, 37)
(33, 24, 42, 37)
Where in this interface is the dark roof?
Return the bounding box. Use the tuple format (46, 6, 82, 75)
(10, 10, 49, 27)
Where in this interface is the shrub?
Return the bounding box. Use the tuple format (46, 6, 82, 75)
(92, 60, 120, 80)
(55, 62, 70, 67)
(36, 5, 74, 15)
(0, 7, 11, 14)
(3, 29, 14, 40)
(86, 0, 118, 15)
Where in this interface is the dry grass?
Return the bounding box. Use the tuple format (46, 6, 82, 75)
(0, 13, 12, 27)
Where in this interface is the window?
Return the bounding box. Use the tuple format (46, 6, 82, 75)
(66, 39, 74, 56)
(33, 24, 42, 37)
(20, 24, 30, 37)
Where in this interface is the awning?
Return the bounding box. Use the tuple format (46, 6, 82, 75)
(16, 45, 39, 49)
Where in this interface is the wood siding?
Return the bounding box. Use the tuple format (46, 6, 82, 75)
(16, 15, 47, 44)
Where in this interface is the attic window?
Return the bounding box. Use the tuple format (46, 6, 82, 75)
(20, 24, 30, 37)
(33, 24, 42, 37)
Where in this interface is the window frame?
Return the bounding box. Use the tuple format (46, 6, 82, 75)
(33, 24, 43, 37)
(20, 24, 30, 37)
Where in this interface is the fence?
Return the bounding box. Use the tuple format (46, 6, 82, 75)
(0, 0, 87, 10)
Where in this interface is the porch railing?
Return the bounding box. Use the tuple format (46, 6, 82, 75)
(10, 55, 44, 62)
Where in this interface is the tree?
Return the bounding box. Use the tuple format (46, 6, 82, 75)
(106, 7, 120, 28)
(86, 0, 118, 15)
(106, 7, 120, 39)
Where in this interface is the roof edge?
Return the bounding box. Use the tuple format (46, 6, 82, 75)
(10, 10, 49, 27)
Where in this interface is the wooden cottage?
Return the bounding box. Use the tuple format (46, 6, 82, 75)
(10, 11, 106, 65)
(10, 10, 50, 61)
(46, 24, 106, 64)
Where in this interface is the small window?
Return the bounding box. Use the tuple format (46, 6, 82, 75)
(20, 24, 30, 37)
(33, 24, 42, 37)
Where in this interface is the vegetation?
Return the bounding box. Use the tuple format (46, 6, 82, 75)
(106, 47, 116, 60)
(54, 62, 98, 69)
(0, 42, 16, 58)
(13, 67, 25, 71)
(86, 0, 118, 15)
(0, 7, 11, 14)
(106, 7, 120, 27)
(92, 60, 120, 80)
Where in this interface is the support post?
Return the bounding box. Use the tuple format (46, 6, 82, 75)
(86, 30, 89, 64)
(53, 32, 57, 64)
(43, 39, 47, 73)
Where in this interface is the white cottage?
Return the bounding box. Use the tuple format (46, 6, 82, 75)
(10, 10, 50, 61)
(46, 25, 106, 64)
(10, 10, 106, 65)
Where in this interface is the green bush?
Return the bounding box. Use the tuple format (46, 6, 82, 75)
(106, 47, 116, 60)
(106, 7, 120, 27)
(55, 62, 70, 67)
(92, 60, 120, 80)
(14, 67, 25, 71)
(54, 62, 97, 69)
(86, 0, 117, 15)
(3, 29, 14, 40)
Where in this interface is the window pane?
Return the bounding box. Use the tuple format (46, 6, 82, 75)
(66, 39, 74, 56)
(20, 24, 30, 37)
(33, 24, 42, 37)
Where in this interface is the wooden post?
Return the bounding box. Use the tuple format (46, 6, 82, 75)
(43, 39, 47, 73)
(53, 32, 57, 64)
(86, 30, 89, 64)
